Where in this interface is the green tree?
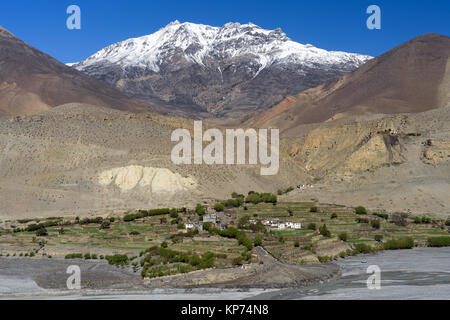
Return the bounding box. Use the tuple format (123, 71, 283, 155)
(195, 204, 206, 216)
(254, 235, 263, 247)
(338, 232, 348, 242)
(319, 224, 331, 238)
(214, 203, 225, 212)
(355, 206, 367, 215)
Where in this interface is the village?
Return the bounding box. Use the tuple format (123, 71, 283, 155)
(185, 211, 302, 232)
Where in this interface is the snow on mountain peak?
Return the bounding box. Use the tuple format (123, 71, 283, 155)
(74, 21, 372, 77)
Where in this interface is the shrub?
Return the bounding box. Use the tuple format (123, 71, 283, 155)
(355, 206, 367, 215)
(373, 212, 389, 220)
(214, 203, 225, 212)
(65, 253, 83, 259)
(238, 215, 251, 229)
(319, 224, 331, 238)
(109, 217, 115, 222)
(427, 236, 450, 247)
(124, 208, 172, 222)
(35, 228, 48, 237)
(241, 251, 252, 261)
(232, 257, 244, 265)
(100, 220, 111, 229)
(374, 234, 384, 242)
(331, 213, 338, 219)
(245, 192, 277, 204)
(231, 192, 244, 199)
(223, 198, 244, 208)
(169, 210, 179, 218)
(80, 217, 103, 225)
(242, 237, 254, 251)
(84, 253, 91, 260)
(106, 254, 129, 266)
(160, 241, 168, 248)
(310, 206, 318, 213)
(370, 220, 381, 229)
(249, 221, 265, 233)
(318, 255, 332, 263)
(294, 241, 300, 248)
(421, 216, 432, 224)
(383, 237, 414, 250)
(177, 223, 185, 230)
(129, 231, 140, 235)
(307, 223, 317, 231)
(353, 243, 373, 254)
(26, 221, 58, 232)
(253, 235, 263, 247)
(195, 204, 206, 216)
(338, 232, 348, 242)
(277, 187, 294, 196)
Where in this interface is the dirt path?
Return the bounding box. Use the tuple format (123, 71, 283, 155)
(146, 247, 340, 289)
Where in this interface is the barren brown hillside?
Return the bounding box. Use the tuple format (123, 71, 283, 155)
(0, 26, 152, 116)
(249, 33, 450, 131)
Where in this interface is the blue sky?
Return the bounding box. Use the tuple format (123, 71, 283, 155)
(0, 0, 449, 63)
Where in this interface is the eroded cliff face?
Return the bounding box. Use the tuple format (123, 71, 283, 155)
(281, 108, 450, 217)
(98, 166, 197, 194)
(286, 118, 407, 178)
(423, 140, 450, 166)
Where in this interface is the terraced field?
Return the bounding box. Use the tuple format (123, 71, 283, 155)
(0, 214, 247, 266)
(0, 199, 449, 272)
(233, 201, 450, 263)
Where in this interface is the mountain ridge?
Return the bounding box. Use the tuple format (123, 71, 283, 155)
(72, 21, 372, 118)
(0, 25, 153, 116)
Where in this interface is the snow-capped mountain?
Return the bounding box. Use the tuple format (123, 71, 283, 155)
(73, 21, 372, 118)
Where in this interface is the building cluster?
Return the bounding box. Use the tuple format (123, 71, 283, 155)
(297, 184, 314, 190)
(185, 213, 228, 231)
(261, 218, 301, 230)
(185, 210, 301, 232)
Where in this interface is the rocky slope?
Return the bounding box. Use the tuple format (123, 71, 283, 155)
(281, 106, 450, 217)
(250, 33, 450, 130)
(0, 103, 448, 219)
(0, 103, 309, 219)
(0, 26, 152, 116)
(71, 21, 371, 118)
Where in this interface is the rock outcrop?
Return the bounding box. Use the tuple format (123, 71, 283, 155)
(98, 166, 197, 194)
(423, 140, 450, 166)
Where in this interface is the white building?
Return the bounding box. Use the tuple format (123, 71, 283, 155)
(185, 223, 195, 230)
(286, 222, 302, 229)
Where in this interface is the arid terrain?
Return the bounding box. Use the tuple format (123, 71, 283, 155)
(0, 103, 449, 219)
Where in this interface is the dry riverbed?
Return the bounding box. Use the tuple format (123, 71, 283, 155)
(0, 247, 339, 298)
